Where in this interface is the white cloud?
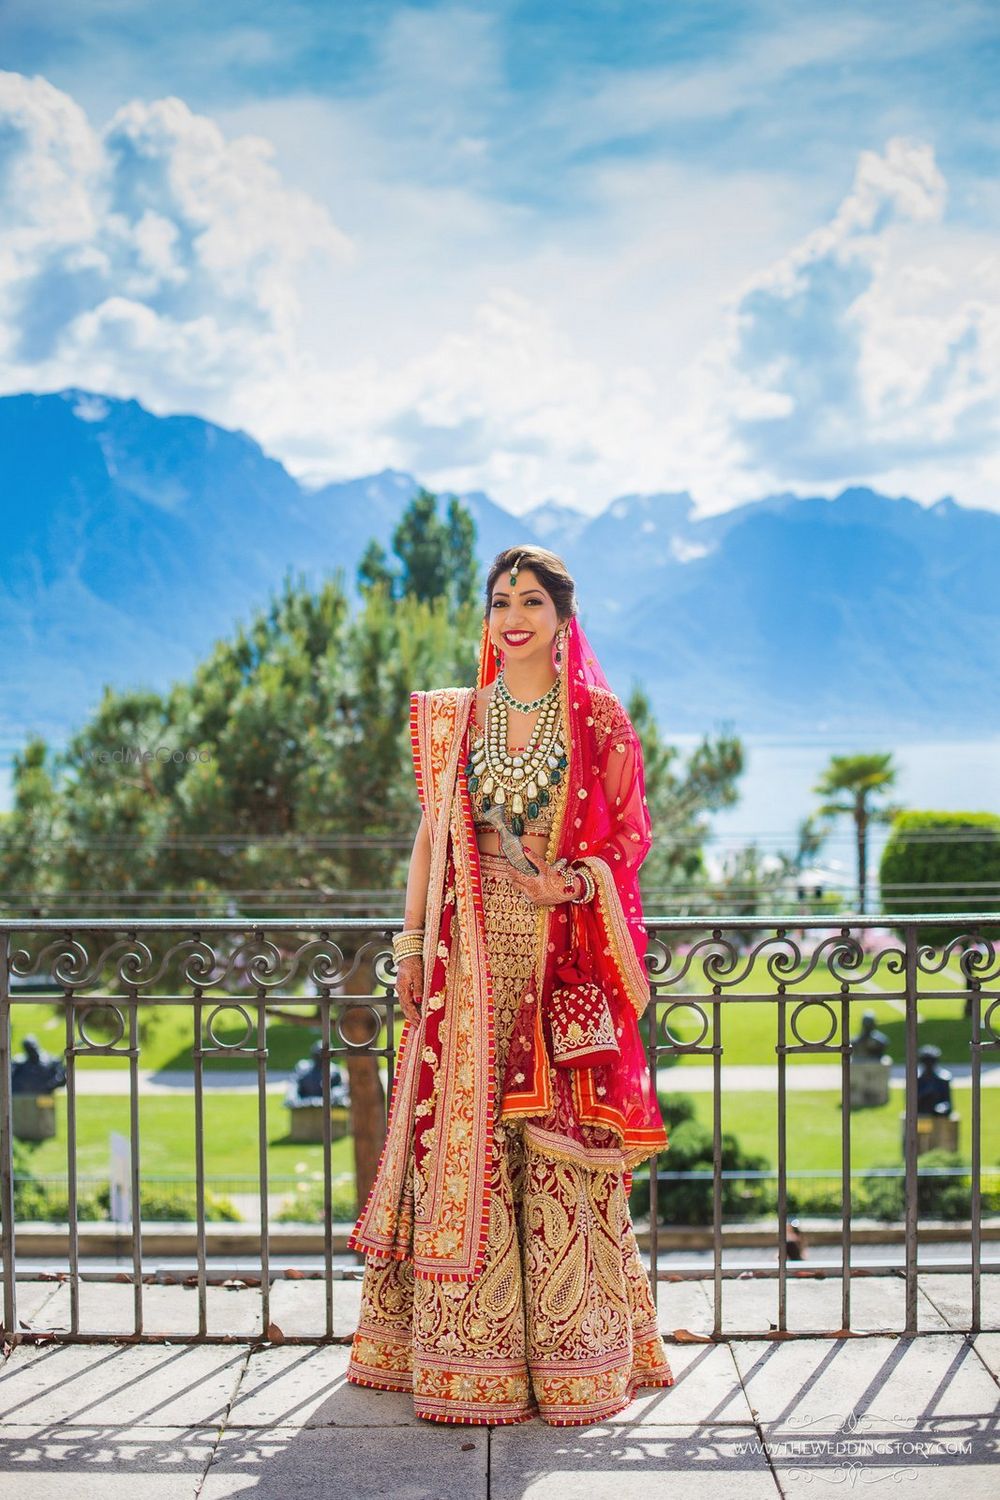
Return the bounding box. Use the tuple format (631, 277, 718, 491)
(702, 136, 1000, 491)
(0, 67, 998, 518)
(0, 71, 352, 397)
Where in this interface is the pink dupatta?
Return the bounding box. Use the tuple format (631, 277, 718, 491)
(480, 615, 668, 1170)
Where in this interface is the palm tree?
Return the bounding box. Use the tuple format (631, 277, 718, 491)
(813, 754, 906, 912)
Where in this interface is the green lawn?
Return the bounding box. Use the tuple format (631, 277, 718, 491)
(15, 1092, 356, 1188)
(11, 950, 980, 1073)
(684, 1085, 999, 1172)
(653, 952, 977, 1067)
(9, 1001, 366, 1072)
(15, 1083, 996, 1191)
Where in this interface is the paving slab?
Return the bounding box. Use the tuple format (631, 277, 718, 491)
(266, 1275, 363, 1338)
(655, 1276, 715, 1336)
(919, 1272, 1000, 1331)
(27, 1279, 265, 1336)
(731, 1333, 1000, 1429)
(490, 1423, 780, 1498)
(200, 1422, 488, 1498)
(712, 1274, 951, 1334)
(0, 1424, 216, 1499)
(972, 1331, 1000, 1381)
(764, 1418, 1000, 1498)
(607, 1342, 753, 1425)
(6, 1279, 63, 1328)
(0, 1342, 247, 1427)
(228, 1344, 418, 1427)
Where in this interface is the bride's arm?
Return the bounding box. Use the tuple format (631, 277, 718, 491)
(404, 812, 431, 930)
(396, 813, 431, 1025)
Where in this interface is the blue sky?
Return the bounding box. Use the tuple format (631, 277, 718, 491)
(1, 0, 998, 514)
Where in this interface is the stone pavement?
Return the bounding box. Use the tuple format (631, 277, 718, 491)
(1, 1277, 997, 1498)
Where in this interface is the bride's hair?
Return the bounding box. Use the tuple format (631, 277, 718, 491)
(485, 545, 578, 623)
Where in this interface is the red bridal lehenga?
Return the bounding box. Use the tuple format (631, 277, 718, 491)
(345, 614, 673, 1425)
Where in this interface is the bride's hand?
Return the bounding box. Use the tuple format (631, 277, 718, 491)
(394, 953, 424, 1025)
(506, 857, 579, 907)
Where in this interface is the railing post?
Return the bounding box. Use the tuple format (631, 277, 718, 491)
(0, 930, 16, 1337)
(970, 978, 982, 1334)
(646, 988, 660, 1310)
(712, 992, 723, 1338)
(903, 922, 919, 1334)
(776, 992, 787, 1333)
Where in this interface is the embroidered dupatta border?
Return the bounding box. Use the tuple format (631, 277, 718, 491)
(411, 688, 497, 1282)
(345, 689, 453, 1263)
(349, 687, 498, 1283)
(575, 854, 653, 1020)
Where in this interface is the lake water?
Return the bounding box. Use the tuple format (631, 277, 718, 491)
(676, 732, 1000, 883)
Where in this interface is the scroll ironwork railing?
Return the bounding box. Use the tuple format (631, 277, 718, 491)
(1, 914, 997, 1344)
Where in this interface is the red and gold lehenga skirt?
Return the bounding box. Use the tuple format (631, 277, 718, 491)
(346, 851, 673, 1425)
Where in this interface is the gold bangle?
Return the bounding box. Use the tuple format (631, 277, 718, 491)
(392, 931, 424, 961)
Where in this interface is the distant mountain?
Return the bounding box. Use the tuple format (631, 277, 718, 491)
(520, 486, 1000, 735)
(520, 499, 591, 548)
(1, 388, 997, 769)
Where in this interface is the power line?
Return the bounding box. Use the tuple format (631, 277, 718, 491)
(1, 828, 995, 852)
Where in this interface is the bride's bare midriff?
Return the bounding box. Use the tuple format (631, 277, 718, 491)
(475, 829, 550, 860)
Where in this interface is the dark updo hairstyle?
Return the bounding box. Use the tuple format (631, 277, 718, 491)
(484, 545, 578, 624)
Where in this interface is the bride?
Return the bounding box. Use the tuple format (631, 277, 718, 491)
(346, 543, 673, 1425)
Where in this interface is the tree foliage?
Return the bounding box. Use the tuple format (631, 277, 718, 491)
(3, 492, 744, 928)
(813, 752, 905, 911)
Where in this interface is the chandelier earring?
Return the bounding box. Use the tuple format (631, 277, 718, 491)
(553, 626, 566, 669)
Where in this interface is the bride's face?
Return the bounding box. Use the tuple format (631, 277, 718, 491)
(487, 566, 561, 670)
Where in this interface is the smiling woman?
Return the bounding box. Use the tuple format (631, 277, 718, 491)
(346, 544, 673, 1426)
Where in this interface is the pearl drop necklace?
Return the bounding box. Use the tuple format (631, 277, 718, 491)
(465, 681, 568, 836)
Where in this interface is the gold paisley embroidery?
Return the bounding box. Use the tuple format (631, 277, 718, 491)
(346, 852, 673, 1424)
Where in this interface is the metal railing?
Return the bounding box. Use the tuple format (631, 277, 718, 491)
(1, 914, 997, 1342)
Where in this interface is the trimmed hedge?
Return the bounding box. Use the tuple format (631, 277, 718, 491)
(630, 1093, 773, 1224)
(880, 810, 1000, 945)
(856, 1151, 1000, 1221)
(8, 1179, 242, 1223)
(275, 1180, 358, 1222)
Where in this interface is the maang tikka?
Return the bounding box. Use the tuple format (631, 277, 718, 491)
(494, 553, 526, 668)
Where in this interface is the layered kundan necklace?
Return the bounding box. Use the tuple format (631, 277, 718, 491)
(465, 671, 568, 836)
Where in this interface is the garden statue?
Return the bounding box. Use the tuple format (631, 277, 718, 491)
(11, 1035, 66, 1141)
(916, 1045, 953, 1116)
(849, 1010, 892, 1109)
(284, 1040, 351, 1142)
(906, 1045, 959, 1155)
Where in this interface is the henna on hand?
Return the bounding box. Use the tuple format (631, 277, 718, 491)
(506, 857, 579, 907)
(394, 953, 424, 1025)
